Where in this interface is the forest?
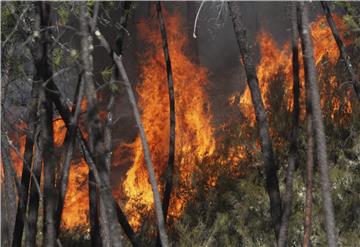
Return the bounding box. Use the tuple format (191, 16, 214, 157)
(1, 1, 359, 246)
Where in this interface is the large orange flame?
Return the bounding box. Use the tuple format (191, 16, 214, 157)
(122, 10, 216, 227)
(231, 15, 353, 127)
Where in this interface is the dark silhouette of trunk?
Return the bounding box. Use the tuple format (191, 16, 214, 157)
(228, 1, 282, 240)
(36, 3, 58, 246)
(25, 11, 43, 245)
(55, 72, 84, 236)
(1, 136, 17, 247)
(299, 3, 337, 246)
(89, 172, 102, 247)
(11, 42, 41, 247)
(25, 134, 43, 247)
(11, 5, 42, 244)
(156, 1, 176, 223)
(278, 3, 301, 246)
(321, 1, 360, 100)
(80, 3, 123, 247)
(303, 102, 314, 247)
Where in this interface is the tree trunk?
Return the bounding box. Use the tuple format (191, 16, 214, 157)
(303, 104, 314, 247)
(277, 3, 301, 246)
(299, 3, 337, 246)
(156, 1, 176, 223)
(79, 3, 123, 247)
(321, 1, 360, 100)
(1, 137, 17, 247)
(228, 1, 282, 240)
(37, 3, 57, 246)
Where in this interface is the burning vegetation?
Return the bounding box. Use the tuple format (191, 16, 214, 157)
(1, 1, 360, 247)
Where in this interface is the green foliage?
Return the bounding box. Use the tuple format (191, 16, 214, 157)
(53, 47, 62, 67)
(57, 4, 70, 26)
(101, 66, 113, 82)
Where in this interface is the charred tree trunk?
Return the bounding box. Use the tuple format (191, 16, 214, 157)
(80, 3, 124, 247)
(228, 1, 282, 240)
(25, 9, 43, 246)
(321, 1, 360, 100)
(277, 3, 301, 247)
(299, 3, 337, 246)
(25, 133, 43, 247)
(38, 3, 57, 246)
(1, 137, 17, 247)
(156, 1, 176, 223)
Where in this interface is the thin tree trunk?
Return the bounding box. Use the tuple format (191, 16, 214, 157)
(1, 138, 17, 247)
(228, 1, 282, 240)
(37, 3, 57, 246)
(113, 53, 169, 247)
(321, 1, 360, 100)
(156, 1, 176, 223)
(80, 3, 123, 247)
(277, 3, 301, 246)
(55, 72, 84, 235)
(303, 106, 314, 247)
(299, 3, 337, 246)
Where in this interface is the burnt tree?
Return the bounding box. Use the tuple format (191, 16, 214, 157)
(156, 1, 176, 223)
(228, 1, 282, 240)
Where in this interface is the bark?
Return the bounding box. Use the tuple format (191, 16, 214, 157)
(113, 53, 169, 247)
(277, 3, 301, 247)
(38, 3, 57, 246)
(303, 105, 314, 247)
(321, 1, 360, 100)
(156, 1, 176, 223)
(79, 3, 123, 247)
(1, 137, 17, 247)
(299, 3, 337, 246)
(228, 1, 282, 240)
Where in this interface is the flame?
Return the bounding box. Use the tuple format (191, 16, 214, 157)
(231, 15, 353, 128)
(3, 12, 355, 232)
(61, 159, 89, 229)
(122, 11, 216, 227)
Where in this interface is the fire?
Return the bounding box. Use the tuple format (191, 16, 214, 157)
(231, 15, 353, 128)
(2, 11, 355, 233)
(61, 159, 89, 229)
(122, 10, 216, 227)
